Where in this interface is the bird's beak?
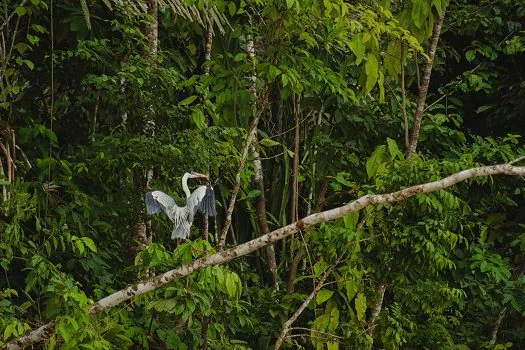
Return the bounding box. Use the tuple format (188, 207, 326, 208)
(194, 172, 209, 180)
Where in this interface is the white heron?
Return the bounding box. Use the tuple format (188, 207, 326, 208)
(145, 171, 217, 239)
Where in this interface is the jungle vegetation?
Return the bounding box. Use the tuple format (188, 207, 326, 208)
(1, 0, 525, 349)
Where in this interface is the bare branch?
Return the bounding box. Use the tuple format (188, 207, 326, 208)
(4, 159, 525, 349)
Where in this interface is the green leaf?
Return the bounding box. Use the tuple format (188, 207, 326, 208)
(23, 60, 34, 70)
(465, 50, 476, 62)
(432, 0, 443, 16)
(74, 239, 85, 254)
(385, 40, 402, 78)
(268, 65, 281, 80)
(412, 0, 429, 29)
(286, 0, 295, 9)
(346, 281, 358, 301)
(225, 273, 236, 297)
(3, 322, 15, 340)
(299, 32, 317, 48)
(476, 105, 493, 113)
(240, 189, 261, 201)
(234, 53, 245, 61)
(327, 342, 338, 350)
(81, 237, 97, 252)
(316, 289, 333, 304)
(365, 54, 379, 93)
(260, 138, 280, 147)
(366, 145, 386, 179)
(15, 6, 26, 16)
(14, 43, 30, 54)
(228, 2, 236, 16)
(179, 95, 198, 106)
(378, 67, 385, 103)
(387, 138, 403, 160)
(350, 34, 365, 65)
(191, 109, 207, 129)
(355, 293, 367, 321)
(282, 74, 289, 87)
(343, 212, 359, 230)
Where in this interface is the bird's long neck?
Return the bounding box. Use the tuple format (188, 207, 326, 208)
(182, 173, 191, 198)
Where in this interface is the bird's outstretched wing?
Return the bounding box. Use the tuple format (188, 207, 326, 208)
(188, 185, 217, 217)
(145, 190, 176, 217)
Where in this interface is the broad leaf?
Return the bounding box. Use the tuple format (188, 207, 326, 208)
(365, 54, 379, 93)
(366, 145, 386, 179)
(350, 34, 366, 65)
(316, 289, 333, 304)
(355, 293, 367, 321)
(412, 0, 430, 29)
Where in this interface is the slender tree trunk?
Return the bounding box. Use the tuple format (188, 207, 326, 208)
(252, 142, 279, 289)
(5, 159, 525, 350)
(290, 96, 300, 225)
(365, 284, 386, 336)
(407, 13, 445, 155)
(489, 307, 507, 345)
(133, 0, 158, 249)
(286, 249, 305, 294)
(202, 216, 209, 241)
(144, 0, 158, 58)
(400, 41, 409, 150)
(202, 10, 213, 75)
(201, 315, 210, 350)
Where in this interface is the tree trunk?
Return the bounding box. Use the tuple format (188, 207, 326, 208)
(252, 142, 279, 289)
(407, 13, 445, 155)
(133, 0, 158, 249)
(365, 284, 386, 336)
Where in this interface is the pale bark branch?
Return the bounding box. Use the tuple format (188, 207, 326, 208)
(407, 13, 446, 155)
(4, 159, 525, 349)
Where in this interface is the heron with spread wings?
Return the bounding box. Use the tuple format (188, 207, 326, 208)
(145, 171, 217, 240)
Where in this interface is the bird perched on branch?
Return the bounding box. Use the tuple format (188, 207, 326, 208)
(145, 171, 217, 240)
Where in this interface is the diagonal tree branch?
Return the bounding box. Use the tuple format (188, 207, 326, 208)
(3, 159, 525, 350)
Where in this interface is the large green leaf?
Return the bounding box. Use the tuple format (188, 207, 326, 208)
(366, 145, 386, 179)
(365, 53, 379, 93)
(350, 34, 366, 65)
(355, 293, 367, 321)
(384, 40, 402, 78)
(316, 289, 334, 305)
(412, 0, 430, 29)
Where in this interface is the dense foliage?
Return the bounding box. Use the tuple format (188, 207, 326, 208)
(1, 0, 524, 349)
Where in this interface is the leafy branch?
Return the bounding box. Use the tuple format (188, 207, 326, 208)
(3, 158, 525, 350)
